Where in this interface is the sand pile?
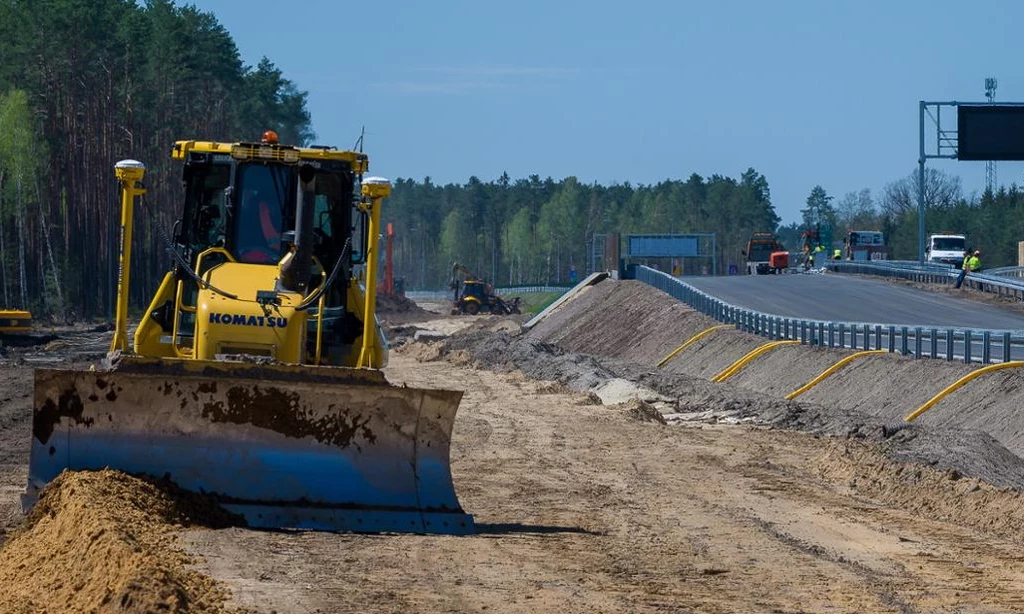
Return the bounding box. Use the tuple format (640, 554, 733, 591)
(819, 439, 1024, 542)
(376, 293, 433, 323)
(0, 470, 241, 613)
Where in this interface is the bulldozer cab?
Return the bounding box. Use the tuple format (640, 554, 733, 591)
(146, 139, 373, 367)
(461, 280, 487, 301)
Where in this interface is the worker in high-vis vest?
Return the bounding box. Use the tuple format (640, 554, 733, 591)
(955, 248, 972, 289)
(968, 250, 981, 272)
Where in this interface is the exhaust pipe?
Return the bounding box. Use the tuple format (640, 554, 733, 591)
(281, 163, 316, 294)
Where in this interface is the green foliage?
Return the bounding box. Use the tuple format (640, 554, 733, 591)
(801, 185, 835, 229)
(384, 170, 783, 288)
(0, 0, 314, 317)
(514, 291, 566, 315)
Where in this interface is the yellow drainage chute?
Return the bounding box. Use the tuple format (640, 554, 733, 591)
(785, 350, 888, 400)
(903, 361, 1024, 423)
(712, 340, 800, 383)
(657, 324, 733, 368)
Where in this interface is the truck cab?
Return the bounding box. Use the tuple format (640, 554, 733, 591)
(845, 230, 888, 262)
(925, 233, 966, 266)
(744, 232, 786, 274)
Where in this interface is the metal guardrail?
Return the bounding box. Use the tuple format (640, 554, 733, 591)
(633, 265, 1024, 364)
(985, 265, 1024, 278)
(405, 286, 569, 301)
(403, 291, 451, 300)
(827, 260, 1024, 301)
(495, 285, 573, 294)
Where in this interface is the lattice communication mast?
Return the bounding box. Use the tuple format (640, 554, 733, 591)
(985, 77, 998, 193)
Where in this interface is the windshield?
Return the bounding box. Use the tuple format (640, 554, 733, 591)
(234, 163, 292, 263)
(931, 237, 965, 251)
(747, 242, 777, 261)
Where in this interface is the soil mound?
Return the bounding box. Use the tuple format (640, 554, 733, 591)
(376, 293, 433, 325)
(0, 470, 241, 613)
(819, 439, 1024, 542)
(430, 277, 1024, 490)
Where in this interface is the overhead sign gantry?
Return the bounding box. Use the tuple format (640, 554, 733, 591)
(917, 100, 1024, 263)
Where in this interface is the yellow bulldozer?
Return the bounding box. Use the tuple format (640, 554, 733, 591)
(24, 131, 473, 534)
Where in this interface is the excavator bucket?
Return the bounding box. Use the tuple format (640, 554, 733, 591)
(24, 356, 473, 535)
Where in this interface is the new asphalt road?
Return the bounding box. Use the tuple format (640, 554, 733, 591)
(681, 273, 1024, 331)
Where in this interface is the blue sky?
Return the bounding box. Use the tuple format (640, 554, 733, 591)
(189, 0, 1024, 224)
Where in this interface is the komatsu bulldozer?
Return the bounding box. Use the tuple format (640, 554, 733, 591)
(24, 132, 473, 534)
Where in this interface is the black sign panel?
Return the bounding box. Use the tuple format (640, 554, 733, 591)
(957, 105, 1024, 161)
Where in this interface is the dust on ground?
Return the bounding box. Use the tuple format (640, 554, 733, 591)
(4, 280, 1024, 611)
(0, 470, 241, 613)
(516, 279, 1024, 487)
(176, 353, 1024, 613)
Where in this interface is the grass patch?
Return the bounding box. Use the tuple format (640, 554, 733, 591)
(505, 291, 567, 314)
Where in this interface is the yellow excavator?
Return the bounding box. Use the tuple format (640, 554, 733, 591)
(24, 131, 473, 534)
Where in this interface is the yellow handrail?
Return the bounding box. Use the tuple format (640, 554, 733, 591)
(310, 256, 328, 365)
(657, 324, 733, 368)
(784, 350, 888, 400)
(712, 340, 800, 383)
(903, 361, 1023, 422)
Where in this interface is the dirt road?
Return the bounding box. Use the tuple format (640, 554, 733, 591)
(4, 305, 1024, 611)
(177, 352, 1024, 613)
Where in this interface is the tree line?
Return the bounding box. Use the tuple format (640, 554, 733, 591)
(383, 170, 779, 289)
(0, 0, 311, 319)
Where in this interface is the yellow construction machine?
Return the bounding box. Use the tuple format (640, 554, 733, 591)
(0, 309, 31, 333)
(449, 262, 521, 315)
(24, 132, 473, 534)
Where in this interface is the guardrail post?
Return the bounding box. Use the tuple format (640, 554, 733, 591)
(930, 329, 938, 359)
(982, 331, 991, 364)
(838, 323, 846, 348)
(874, 325, 883, 350)
(964, 330, 972, 364)
(900, 326, 909, 356)
(946, 329, 954, 361)
(914, 327, 922, 359)
(817, 322, 825, 347)
(1004, 332, 1012, 363)
(888, 326, 896, 353)
(800, 320, 807, 344)
(828, 322, 835, 348)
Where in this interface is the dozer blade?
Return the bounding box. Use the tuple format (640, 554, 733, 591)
(24, 356, 473, 535)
